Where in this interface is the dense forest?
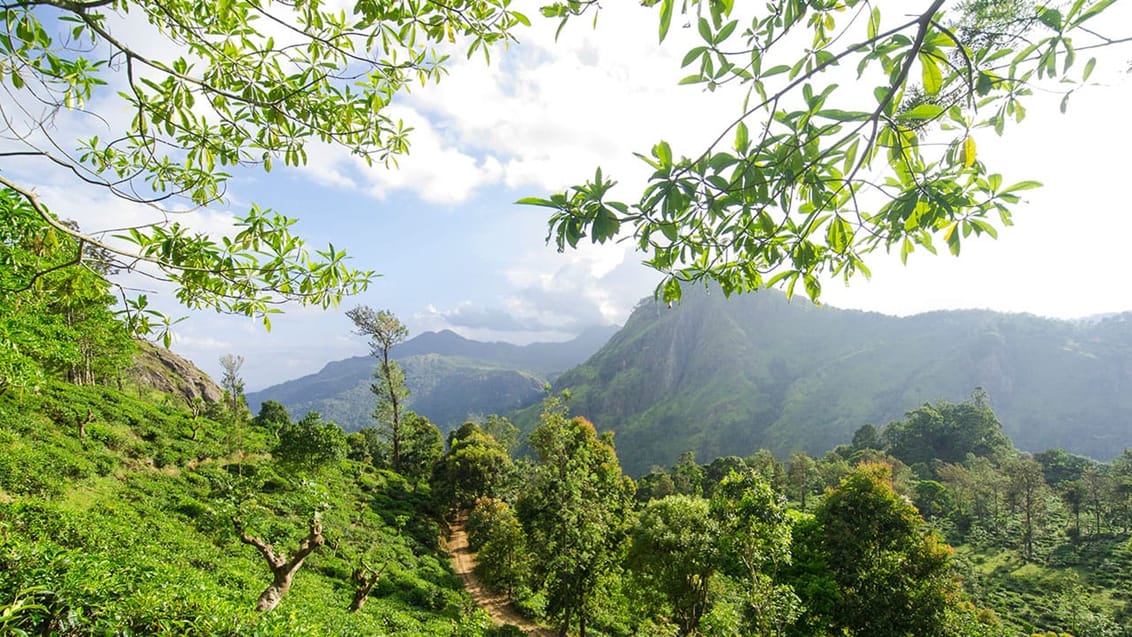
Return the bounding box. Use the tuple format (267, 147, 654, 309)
(6, 232, 1132, 636)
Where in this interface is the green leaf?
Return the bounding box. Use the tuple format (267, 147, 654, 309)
(659, 0, 674, 42)
(945, 222, 961, 255)
(920, 54, 943, 96)
(697, 18, 712, 43)
(681, 46, 708, 68)
(516, 196, 559, 208)
(715, 20, 738, 43)
(592, 206, 620, 242)
(817, 109, 870, 122)
(975, 72, 995, 96)
(899, 104, 943, 120)
(962, 136, 976, 168)
(868, 6, 881, 41)
(1038, 7, 1063, 30)
(1073, 0, 1116, 26)
(662, 277, 682, 303)
(1001, 180, 1042, 194)
(735, 122, 749, 152)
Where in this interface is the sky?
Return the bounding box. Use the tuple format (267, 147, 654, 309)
(10, 1, 1132, 390)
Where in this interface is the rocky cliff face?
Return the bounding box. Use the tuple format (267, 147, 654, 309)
(129, 341, 222, 404)
(529, 287, 1132, 475)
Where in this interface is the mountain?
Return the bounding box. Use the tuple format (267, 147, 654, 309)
(246, 326, 619, 432)
(527, 286, 1132, 475)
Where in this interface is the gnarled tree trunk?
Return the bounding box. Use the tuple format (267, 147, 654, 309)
(234, 517, 325, 612)
(349, 560, 387, 612)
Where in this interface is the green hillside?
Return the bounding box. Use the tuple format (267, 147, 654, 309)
(530, 287, 1132, 475)
(0, 378, 507, 635)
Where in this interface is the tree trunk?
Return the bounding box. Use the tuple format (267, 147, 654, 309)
(255, 574, 291, 613)
(235, 517, 325, 612)
(349, 561, 386, 612)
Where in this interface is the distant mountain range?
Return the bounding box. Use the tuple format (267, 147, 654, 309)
(246, 326, 619, 432)
(514, 287, 1132, 475)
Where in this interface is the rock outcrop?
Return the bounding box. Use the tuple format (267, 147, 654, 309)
(129, 340, 222, 403)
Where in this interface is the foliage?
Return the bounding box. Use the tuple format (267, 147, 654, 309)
(467, 498, 531, 599)
(0, 380, 497, 635)
(274, 411, 349, 473)
(252, 399, 292, 442)
(815, 462, 959, 636)
(0, 197, 134, 395)
(1004, 455, 1055, 561)
(528, 0, 1123, 303)
(709, 468, 799, 634)
(517, 407, 635, 636)
(398, 411, 444, 483)
(432, 422, 514, 511)
(884, 388, 1013, 471)
(0, 0, 530, 323)
(628, 494, 719, 635)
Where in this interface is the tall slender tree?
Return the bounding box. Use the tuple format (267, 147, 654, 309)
(219, 354, 247, 466)
(346, 306, 409, 472)
(1005, 455, 1052, 560)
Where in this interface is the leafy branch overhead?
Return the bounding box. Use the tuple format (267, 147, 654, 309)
(526, 0, 1126, 302)
(0, 0, 529, 327)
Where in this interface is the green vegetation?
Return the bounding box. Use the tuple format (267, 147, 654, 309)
(9, 287, 1132, 635)
(0, 379, 514, 634)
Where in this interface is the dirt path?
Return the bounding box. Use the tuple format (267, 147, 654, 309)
(445, 518, 555, 636)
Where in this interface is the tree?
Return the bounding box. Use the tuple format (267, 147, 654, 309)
(628, 495, 719, 635)
(233, 516, 326, 612)
(481, 414, 521, 456)
(432, 422, 514, 512)
(709, 469, 798, 635)
(346, 306, 410, 472)
(850, 424, 882, 452)
(1004, 454, 1052, 560)
(397, 412, 444, 483)
(815, 462, 958, 636)
(467, 497, 531, 599)
(528, 0, 1125, 303)
(883, 393, 1011, 471)
(516, 407, 634, 637)
(251, 400, 292, 441)
(702, 456, 748, 498)
(219, 353, 248, 465)
(671, 450, 705, 497)
(0, 0, 527, 325)
(786, 451, 819, 510)
(219, 355, 247, 422)
(274, 411, 348, 473)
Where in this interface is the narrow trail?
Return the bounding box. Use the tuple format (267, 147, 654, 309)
(445, 517, 555, 636)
